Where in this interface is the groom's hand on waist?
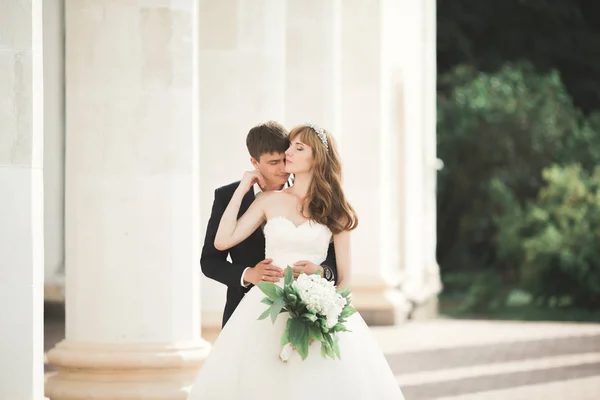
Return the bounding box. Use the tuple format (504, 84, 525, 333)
(242, 259, 284, 285)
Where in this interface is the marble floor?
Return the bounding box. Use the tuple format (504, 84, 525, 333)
(44, 304, 600, 399)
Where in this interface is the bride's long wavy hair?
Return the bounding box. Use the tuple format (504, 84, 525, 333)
(288, 125, 358, 234)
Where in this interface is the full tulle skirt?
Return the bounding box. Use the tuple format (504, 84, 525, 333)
(187, 286, 405, 400)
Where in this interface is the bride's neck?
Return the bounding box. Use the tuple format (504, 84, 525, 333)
(290, 173, 312, 199)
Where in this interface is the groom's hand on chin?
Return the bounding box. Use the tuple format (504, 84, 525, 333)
(243, 259, 284, 285)
(239, 170, 266, 192)
(292, 261, 323, 279)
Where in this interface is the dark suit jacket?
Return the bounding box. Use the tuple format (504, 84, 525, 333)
(201, 180, 338, 327)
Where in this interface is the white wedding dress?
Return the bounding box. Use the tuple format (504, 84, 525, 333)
(188, 217, 405, 399)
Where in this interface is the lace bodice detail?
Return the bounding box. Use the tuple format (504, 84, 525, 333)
(263, 217, 332, 275)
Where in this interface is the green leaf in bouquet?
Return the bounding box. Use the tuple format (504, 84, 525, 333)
(285, 288, 299, 308)
(258, 307, 271, 320)
(289, 318, 310, 360)
(289, 318, 306, 345)
(296, 331, 310, 361)
(325, 332, 335, 352)
(261, 297, 274, 306)
(275, 285, 284, 297)
(331, 322, 349, 332)
(285, 291, 298, 303)
(281, 318, 292, 346)
(256, 282, 280, 300)
(333, 335, 341, 359)
(337, 287, 351, 298)
(284, 265, 293, 286)
(301, 313, 317, 323)
(270, 297, 285, 323)
(287, 284, 299, 296)
(309, 324, 324, 342)
(340, 305, 357, 319)
(319, 318, 329, 332)
(321, 342, 329, 358)
(287, 289, 303, 314)
(321, 335, 334, 360)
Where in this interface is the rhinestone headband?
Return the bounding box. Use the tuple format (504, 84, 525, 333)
(305, 122, 329, 151)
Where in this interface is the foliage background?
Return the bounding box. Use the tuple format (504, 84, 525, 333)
(435, 0, 600, 319)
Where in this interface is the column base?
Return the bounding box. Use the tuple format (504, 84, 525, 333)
(410, 295, 439, 320)
(201, 310, 223, 343)
(44, 274, 65, 303)
(350, 275, 413, 325)
(400, 261, 443, 320)
(45, 339, 211, 400)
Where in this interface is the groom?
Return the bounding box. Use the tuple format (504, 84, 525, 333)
(201, 121, 338, 327)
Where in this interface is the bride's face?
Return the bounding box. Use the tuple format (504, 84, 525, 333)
(285, 139, 313, 174)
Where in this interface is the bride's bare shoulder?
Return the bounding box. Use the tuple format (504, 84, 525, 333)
(262, 188, 294, 198)
(257, 189, 290, 203)
(259, 190, 295, 215)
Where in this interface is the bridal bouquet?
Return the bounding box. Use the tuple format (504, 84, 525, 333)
(256, 266, 356, 362)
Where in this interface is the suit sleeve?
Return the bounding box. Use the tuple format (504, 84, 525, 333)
(200, 188, 249, 288)
(322, 241, 339, 285)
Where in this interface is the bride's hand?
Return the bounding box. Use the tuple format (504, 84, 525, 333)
(292, 261, 323, 279)
(239, 170, 266, 192)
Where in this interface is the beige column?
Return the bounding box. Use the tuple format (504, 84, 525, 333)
(0, 0, 45, 398)
(340, 0, 440, 324)
(45, 2, 209, 399)
(396, 0, 442, 318)
(197, 0, 286, 335)
(285, 0, 341, 134)
(43, 0, 66, 301)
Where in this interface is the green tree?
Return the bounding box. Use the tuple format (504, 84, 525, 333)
(437, 0, 600, 113)
(498, 165, 600, 308)
(437, 62, 600, 280)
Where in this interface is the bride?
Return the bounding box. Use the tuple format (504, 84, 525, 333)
(188, 124, 404, 399)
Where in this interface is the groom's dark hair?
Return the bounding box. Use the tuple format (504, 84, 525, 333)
(246, 121, 289, 161)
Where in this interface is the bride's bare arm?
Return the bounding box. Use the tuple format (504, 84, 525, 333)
(333, 230, 351, 288)
(214, 171, 268, 251)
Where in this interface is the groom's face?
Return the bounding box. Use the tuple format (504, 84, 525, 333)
(252, 152, 289, 190)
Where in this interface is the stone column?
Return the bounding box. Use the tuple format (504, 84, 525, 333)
(45, 2, 209, 399)
(198, 0, 286, 335)
(285, 0, 341, 134)
(339, 0, 440, 324)
(43, 0, 66, 301)
(396, 0, 442, 317)
(0, 0, 45, 398)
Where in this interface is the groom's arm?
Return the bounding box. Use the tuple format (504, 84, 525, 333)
(322, 242, 339, 285)
(201, 187, 248, 288)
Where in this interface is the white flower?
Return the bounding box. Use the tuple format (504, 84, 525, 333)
(292, 273, 347, 329)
